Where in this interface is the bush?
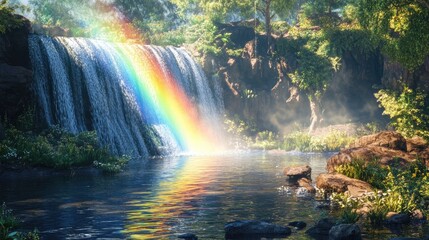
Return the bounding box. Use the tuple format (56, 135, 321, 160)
(282, 131, 355, 152)
(375, 86, 429, 140)
(331, 158, 429, 227)
(0, 125, 130, 173)
(0, 203, 39, 240)
(0, 0, 25, 33)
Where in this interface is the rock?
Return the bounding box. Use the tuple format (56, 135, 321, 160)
(411, 209, 426, 221)
(288, 221, 307, 230)
(389, 238, 420, 240)
(328, 224, 361, 240)
(284, 165, 311, 180)
(327, 131, 429, 173)
(297, 178, 316, 193)
(386, 213, 411, 225)
(352, 131, 407, 151)
(224, 220, 291, 239)
(316, 173, 372, 197)
(0, 122, 4, 140)
(0, 63, 33, 120)
(178, 233, 198, 240)
(306, 218, 337, 237)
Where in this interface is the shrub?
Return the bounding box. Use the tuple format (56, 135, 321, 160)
(0, 203, 40, 240)
(375, 86, 429, 140)
(331, 158, 429, 227)
(0, 125, 130, 173)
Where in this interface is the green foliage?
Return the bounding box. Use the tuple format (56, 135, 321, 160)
(0, 125, 130, 173)
(282, 131, 312, 151)
(0, 203, 19, 239)
(332, 158, 429, 227)
(282, 131, 355, 152)
(184, 16, 227, 55)
(358, 0, 429, 70)
(0, 0, 24, 33)
(252, 130, 279, 150)
(335, 159, 388, 189)
(323, 28, 378, 57)
(0, 203, 39, 240)
(375, 87, 429, 140)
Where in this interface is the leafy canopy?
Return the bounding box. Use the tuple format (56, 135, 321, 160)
(358, 0, 429, 70)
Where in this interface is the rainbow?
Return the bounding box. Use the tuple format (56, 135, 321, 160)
(68, 2, 224, 154)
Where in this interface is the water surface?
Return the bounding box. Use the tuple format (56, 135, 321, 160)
(3, 151, 423, 239)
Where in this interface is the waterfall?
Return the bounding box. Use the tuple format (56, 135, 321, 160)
(29, 35, 224, 157)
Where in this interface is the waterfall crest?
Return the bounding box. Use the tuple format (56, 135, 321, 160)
(29, 35, 224, 157)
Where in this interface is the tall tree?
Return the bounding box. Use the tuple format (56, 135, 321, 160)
(256, 0, 297, 52)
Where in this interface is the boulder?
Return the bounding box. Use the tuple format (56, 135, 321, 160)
(316, 173, 372, 197)
(178, 233, 198, 240)
(306, 218, 337, 237)
(386, 213, 411, 225)
(297, 178, 316, 193)
(351, 131, 407, 151)
(284, 165, 311, 180)
(0, 63, 33, 120)
(224, 220, 291, 239)
(328, 224, 361, 240)
(326, 131, 429, 173)
(288, 221, 307, 230)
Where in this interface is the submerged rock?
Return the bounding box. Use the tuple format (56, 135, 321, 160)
(288, 221, 307, 230)
(297, 177, 316, 193)
(178, 233, 198, 240)
(224, 220, 291, 239)
(306, 218, 337, 238)
(284, 165, 312, 180)
(316, 173, 372, 197)
(329, 224, 361, 240)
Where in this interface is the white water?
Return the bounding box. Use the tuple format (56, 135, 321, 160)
(29, 35, 224, 157)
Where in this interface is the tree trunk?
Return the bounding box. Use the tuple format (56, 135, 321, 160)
(264, 0, 271, 53)
(308, 97, 321, 134)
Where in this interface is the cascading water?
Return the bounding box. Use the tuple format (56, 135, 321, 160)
(29, 35, 224, 157)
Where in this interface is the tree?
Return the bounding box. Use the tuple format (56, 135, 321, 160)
(283, 34, 339, 133)
(0, 0, 24, 33)
(256, 0, 297, 52)
(172, 0, 297, 52)
(358, 0, 429, 70)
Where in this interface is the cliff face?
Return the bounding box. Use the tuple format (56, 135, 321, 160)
(0, 15, 32, 121)
(204, 25, 386, 133)
(382, 57, 429, 92)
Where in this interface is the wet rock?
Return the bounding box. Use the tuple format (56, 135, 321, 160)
(306, 218, 336, 238)
(316, 173, 372, 197)
(297, 178, 316, 193)
(288, 221, 307, 230)
(389, 238, 420, 240)
(386, 213, 411, 225)
(178, 233, 198, 240)
(329, 224, 361, 240)
(284, 165, 311, 180)
(225, 220, 291, 239)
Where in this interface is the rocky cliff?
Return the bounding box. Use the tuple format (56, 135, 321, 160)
(0, 15, 32, 122)
(203, 24, 386, 133)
